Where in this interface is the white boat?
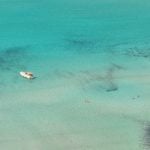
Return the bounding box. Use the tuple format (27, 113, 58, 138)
(20, 71, 34, 79)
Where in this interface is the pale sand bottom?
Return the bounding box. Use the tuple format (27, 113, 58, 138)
(0, 74, 150, 150)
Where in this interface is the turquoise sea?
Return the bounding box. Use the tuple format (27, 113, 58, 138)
(0, 0, 150, 149)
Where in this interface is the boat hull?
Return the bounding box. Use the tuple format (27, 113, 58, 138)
(20, 72, 34, 79)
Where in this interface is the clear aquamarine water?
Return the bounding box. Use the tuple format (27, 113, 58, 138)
(0, 0, 150, 149)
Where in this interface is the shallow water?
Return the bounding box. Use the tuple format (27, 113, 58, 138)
(0, 0, 150, 149)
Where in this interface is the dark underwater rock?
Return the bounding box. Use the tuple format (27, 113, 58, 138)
(143, 124, 150, 149)
(0, 46, 29, 71)
(64, 34, 99, 53)
(111, 43, 150, 59)
(106, 83, 118, 92)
